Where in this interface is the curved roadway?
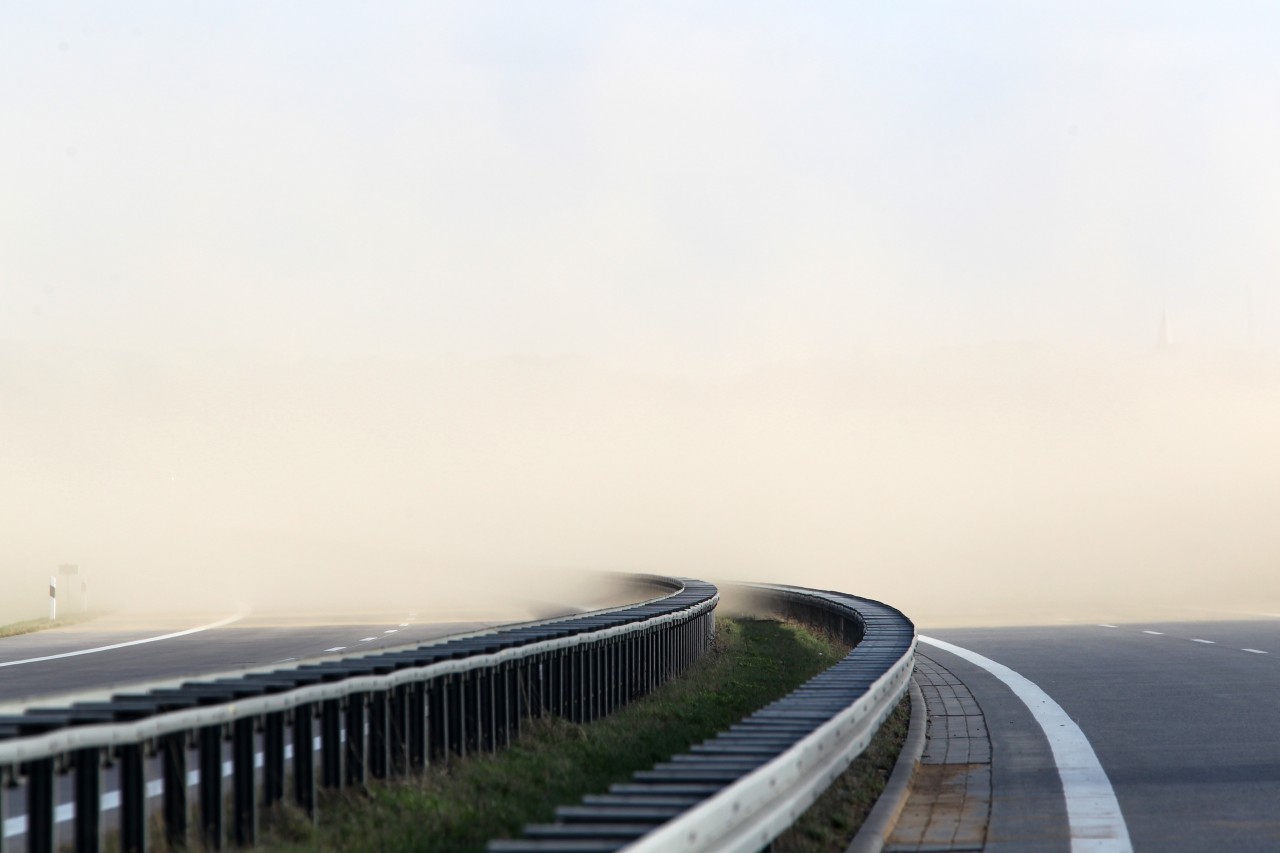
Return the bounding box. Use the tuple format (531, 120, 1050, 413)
(0, 599, 615, 708)
(918, 618, 1280, 852)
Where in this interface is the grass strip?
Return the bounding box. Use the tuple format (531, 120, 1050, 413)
(0, 612, 100, 639)
(254, 616, 851, 853)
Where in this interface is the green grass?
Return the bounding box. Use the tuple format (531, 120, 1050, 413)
(0, 612, 99, 639)
(773, 695, 911, 853)
(257, 616, 852, 852)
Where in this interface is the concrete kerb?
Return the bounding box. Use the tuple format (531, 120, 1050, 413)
(846, 671, 927, 853)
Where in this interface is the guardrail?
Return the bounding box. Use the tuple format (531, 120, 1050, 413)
(490, 583, 915, 852)
(0, 576, 718, 853)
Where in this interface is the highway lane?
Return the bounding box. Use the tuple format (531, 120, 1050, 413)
(0, 611, 511, 706)
(923, 619, 1280, 852)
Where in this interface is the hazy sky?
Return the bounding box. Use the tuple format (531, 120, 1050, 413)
(4, 2, 1279, 369)
(3, 4, 1280, 625)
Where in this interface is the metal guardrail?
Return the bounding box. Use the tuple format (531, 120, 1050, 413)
(490, 583, 915, 853)
(0, 575, 719, 852)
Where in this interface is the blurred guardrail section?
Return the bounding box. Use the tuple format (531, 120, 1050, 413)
(490, 583, 915, 853)
(0, 575, 718, 852)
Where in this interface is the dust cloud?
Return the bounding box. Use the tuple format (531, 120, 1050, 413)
(3, 342, 1278, 628)
(4, 5, 1280, 630)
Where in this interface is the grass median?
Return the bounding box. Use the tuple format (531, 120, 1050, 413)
(0, 612, 100, 639)
(253, 615, 903, 853)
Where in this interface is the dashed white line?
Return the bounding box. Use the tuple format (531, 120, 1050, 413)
(274, 657, 297, 663)
(1142, 630, 1164, 635)
(921, 636, 1133, 853)
(324, 647, 346, 652)
(384, 629, 398, 634)
(359, 637, 377, 642)
(1191, 639, 1215, 644)
(399, 623, 409, 627)
(1242, 648, 1268, 655)
(1098, 624, 1118, 629)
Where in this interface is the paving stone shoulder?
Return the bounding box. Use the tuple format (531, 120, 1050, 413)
(883, 654, 992, 853)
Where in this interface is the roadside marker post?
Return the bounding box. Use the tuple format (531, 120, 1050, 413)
(49, 575, 57, 621)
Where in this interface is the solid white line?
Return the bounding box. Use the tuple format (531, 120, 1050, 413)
(1242, 648, 1268, 654)
(1142, 630, 1163, 635)
(920, 636, 1133, 853)
(0, 609, 250, 668)
(1191, 639, 1215, 644)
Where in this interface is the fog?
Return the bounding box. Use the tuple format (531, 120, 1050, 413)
(3, 4, 1280, 627)
(3, 344, 1278, 627)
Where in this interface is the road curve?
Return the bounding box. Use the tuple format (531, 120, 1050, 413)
(919, 619, 1280, 852)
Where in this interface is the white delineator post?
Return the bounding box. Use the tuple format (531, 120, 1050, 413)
(49, 575, 57, 621)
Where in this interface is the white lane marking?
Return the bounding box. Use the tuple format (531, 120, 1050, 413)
(921, 636, 1133, 853)
(324, 646, 346, 652)
(275, 657, 297, 663)
(1141, 630, 1163, 635)
(1191, 639, 1215, 644)
(399, 623, 409, 627)
(0, 609, 250, 668)
(1098, 624, 1118, 629)
(359, 637, 377, 642)
(384, 629, 398, 634)
(1242, 648, 1268, 654)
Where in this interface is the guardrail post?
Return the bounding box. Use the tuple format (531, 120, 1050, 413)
(573, 645, 585, 723)
(232, 716, 257, 846)
(161, 733, 186, 849)
(25, 758, 55, 853)
(606, 637, 614, 713)
(408, 682, 426, 773)
(119, 742, 147, 852)
(551, 650, 564, 717)
(293, 703, 316, 819)
(491, 664, 506, 749)
(321, 698, 343, 789)
(587, 641, 598, 722)
(464, 672, 480, 754)
(650, 626, 659, 692)
(532, 655, 545, 719)
(479, 668, 491, 752)
(368, 690, 389, 779)
(392, 684, 413, 776)
(73, 747, 102, 852)
(345, 694, 367, 787)
(506, 661, 519, 743)
(480, 667, 496, 752)
(427, 678, 446, 761)
(449, 674, 467, 758)
(264, 711, 286, 806)
(198, 724, 223, 848)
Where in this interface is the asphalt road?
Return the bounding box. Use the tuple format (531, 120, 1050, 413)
(924, 618, 1280, 852)
(0, 610, 514, 706)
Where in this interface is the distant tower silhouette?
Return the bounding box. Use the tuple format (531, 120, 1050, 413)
(1157, 309, 1172, 350)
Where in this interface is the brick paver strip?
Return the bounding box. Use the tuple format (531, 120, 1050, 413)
(884, 654, 992, 853)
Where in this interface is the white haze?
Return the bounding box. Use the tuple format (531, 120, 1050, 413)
(2, 3, 1280, 627)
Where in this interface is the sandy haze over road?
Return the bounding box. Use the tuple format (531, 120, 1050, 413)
(4, 5, 1280, 628)
(3, 344, 1277, 628)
